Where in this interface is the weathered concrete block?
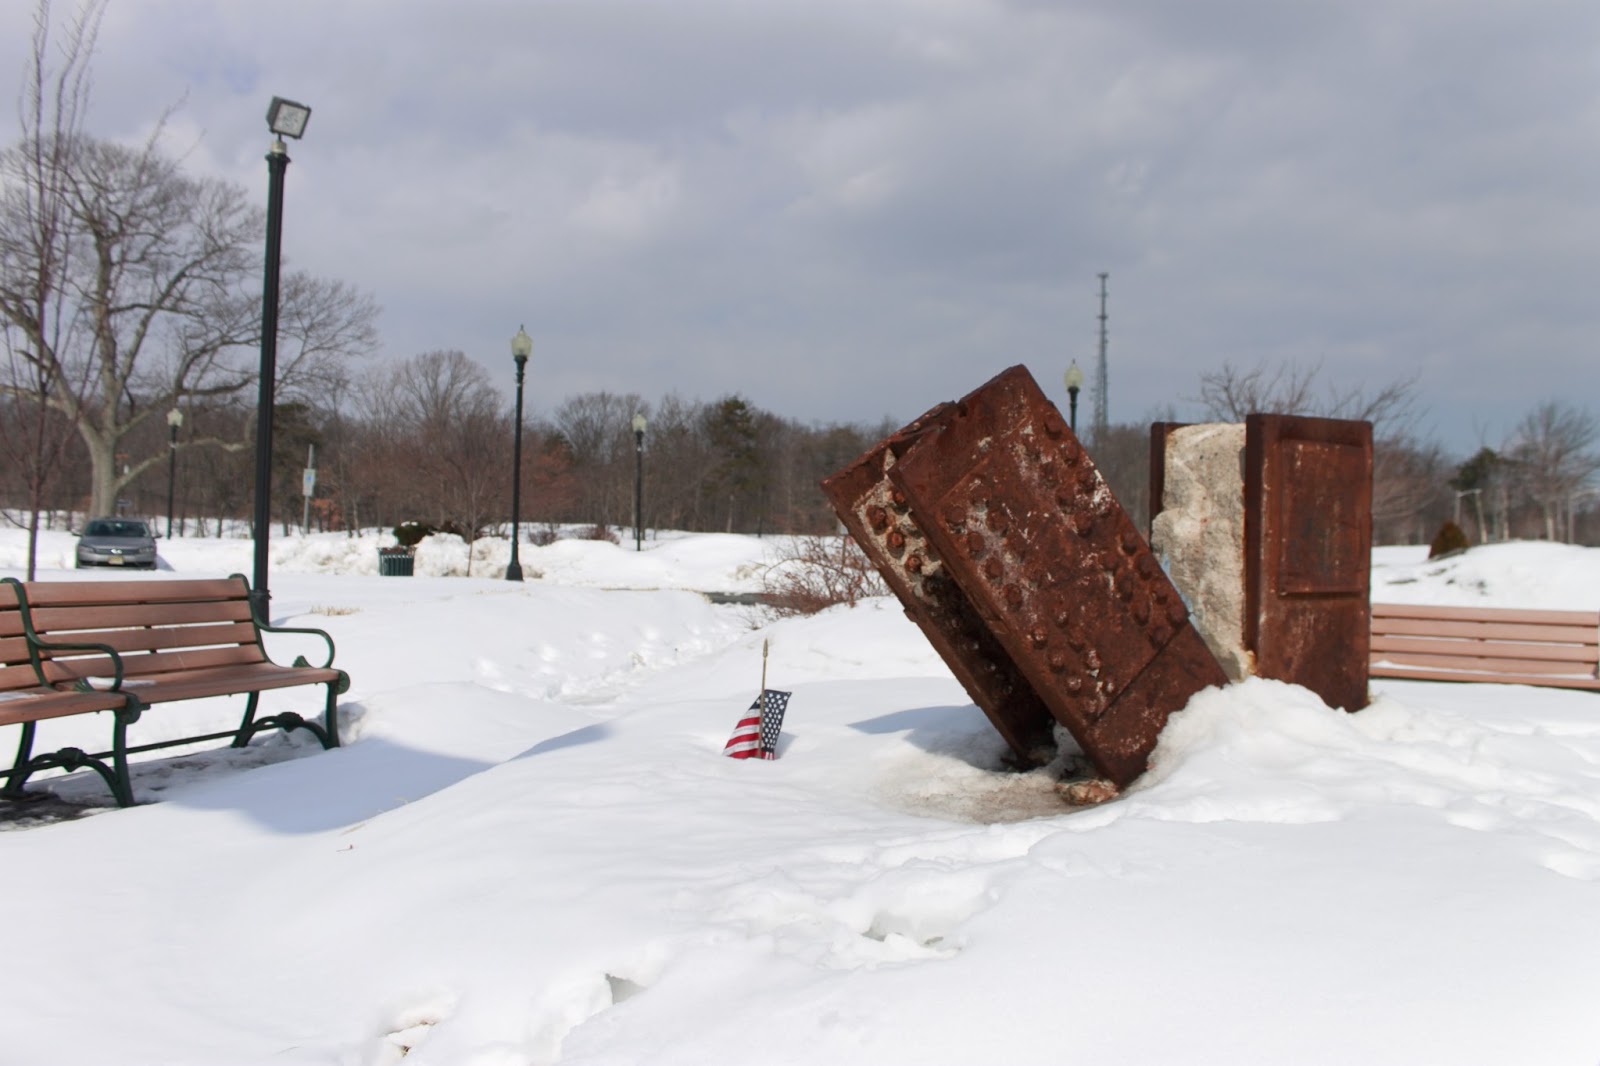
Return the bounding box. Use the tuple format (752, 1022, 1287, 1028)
(1150, 423, 1251, 682)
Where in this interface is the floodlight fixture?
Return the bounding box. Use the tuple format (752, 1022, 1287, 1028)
(266, 97, 312, 140)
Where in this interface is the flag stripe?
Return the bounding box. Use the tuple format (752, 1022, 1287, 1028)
(723, 690, 791, 760)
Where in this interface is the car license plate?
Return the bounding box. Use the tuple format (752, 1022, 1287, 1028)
(110, 556, 124, 565)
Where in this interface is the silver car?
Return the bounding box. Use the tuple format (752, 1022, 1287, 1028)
(75, 517, 158, 570)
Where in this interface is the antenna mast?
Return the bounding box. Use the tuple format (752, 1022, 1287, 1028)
(1093, 272, 1109, 443)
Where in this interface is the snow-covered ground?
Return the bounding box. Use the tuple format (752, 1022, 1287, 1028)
(2, 527, 1598, 1065)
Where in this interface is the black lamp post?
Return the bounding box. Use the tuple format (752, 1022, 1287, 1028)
(506, 325, 532, 581)
(631, 412, 647, 551)
(251, 95, 311, 621)
(1063, 360, 1084, 435)
(165, 407, 183, 539)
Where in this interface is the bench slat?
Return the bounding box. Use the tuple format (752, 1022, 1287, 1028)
(25, 599, 251, 633)
(1371, 602, 1600, 627)
(0, 688, 129, 727)
(1370, 617, 1599, 646)
(16, 577, 250, 608)
(1373, 651, 1597, 677)
(1, 662, 45, 689)
(37, 644, 267, 684)
(79, 662, 343, 704)
(1369, 664, 1600, 690)
(35, 621, 259, 657)
(1371, 634, 1598, 666)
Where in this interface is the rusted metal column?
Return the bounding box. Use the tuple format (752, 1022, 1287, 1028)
(820, 404, 1058, 766)
(1243, 413, 1373, 712)
(826, 365, 1226, 786)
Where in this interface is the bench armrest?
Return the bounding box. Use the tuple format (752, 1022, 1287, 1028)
(256, 620, 338, 670)
(28, 636, 126, 691)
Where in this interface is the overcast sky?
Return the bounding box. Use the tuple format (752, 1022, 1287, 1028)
(5, 0, 1598, 455)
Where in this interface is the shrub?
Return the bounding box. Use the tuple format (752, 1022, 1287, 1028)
(578, 524, 620, 544)
(392, 521, 437, 548)
(1428, 520, 1470, 559)
(761, 534, 888, 616)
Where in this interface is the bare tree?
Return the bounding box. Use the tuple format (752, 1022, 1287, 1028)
(0, 0, 378, 520)
(1197, 359, 1421, 440)
(1196, 359, 1437, 539)
(362, 351, 510, 562)
(0, 0, 100, 573)
(552, 390, 646, 529)
(1506, 401, 1600, 541)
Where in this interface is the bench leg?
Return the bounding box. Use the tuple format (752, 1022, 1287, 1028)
(2, 721, 39, 799)
(231, 692, 263, 748)
(0, 714, 136, 808)
(107, 710, 136, 808)
(322, 680, 341, 749)
(233, 688, 340, 751)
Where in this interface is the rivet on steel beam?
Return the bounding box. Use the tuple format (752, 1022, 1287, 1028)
(1137, 554, 1158, 579)
(1073, 513, 1094, 536)
(1166, 600, 1187, 626)
(906, 553, 924, 574)
(984, 557, 1004, 580)
(886, 528, 907, 551)
(944, 505, 965, 529)
(1121, 529, 1141, 555)
(1042, 412, 1064, 439)
(1048, 650, 1068, 671)
(867, 504, 889, 532)
(986, 508, 1008, 533)
(890, 488, 908, 509)
(1116, 573, 1135, 601)
(1131, 599, 1151, 625)
(966, 531, 986, 555)
(1066, 676, 1083, 693)
(1003, 583, 1023, 606)
(1084, 648, 1101, 671)
(1030, 626, 1049, 649)
(1149, 623, 1172, 646)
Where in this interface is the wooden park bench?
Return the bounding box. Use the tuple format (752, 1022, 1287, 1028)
(1370, 602, 1600, 691)
(1, 574, 348, 807)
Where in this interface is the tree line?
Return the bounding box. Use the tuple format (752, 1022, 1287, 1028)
(4, 1, 1599, 572)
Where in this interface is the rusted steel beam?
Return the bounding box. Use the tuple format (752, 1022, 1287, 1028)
(828, 365, 1226, 786)
(1243, 413, 1373, 712)
(820, 403, 1058, 766)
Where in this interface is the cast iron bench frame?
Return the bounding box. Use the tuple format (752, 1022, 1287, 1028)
(1370, 602, 1600, 690)
(1, 574, 348, 807)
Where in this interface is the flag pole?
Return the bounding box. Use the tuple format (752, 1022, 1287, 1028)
(760, 638, 769, 693)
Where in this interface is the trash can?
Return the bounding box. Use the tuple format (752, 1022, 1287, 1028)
(378, 550, 415, 577)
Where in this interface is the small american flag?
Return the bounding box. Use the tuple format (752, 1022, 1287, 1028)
(723, 689, 791, 760)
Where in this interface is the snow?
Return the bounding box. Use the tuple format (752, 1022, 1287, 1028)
(3, 527, 1599, 1065)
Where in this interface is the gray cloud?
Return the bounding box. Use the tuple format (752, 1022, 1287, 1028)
(4, 0, 1597, 452)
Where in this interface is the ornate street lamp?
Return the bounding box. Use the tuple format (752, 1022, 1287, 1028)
(1063, 360, 1084, 435)
(631, 412, 648, 551)
(165, 407, 183, 539)
(251, 95, 311, 621)
(506, 326, 532, 581)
